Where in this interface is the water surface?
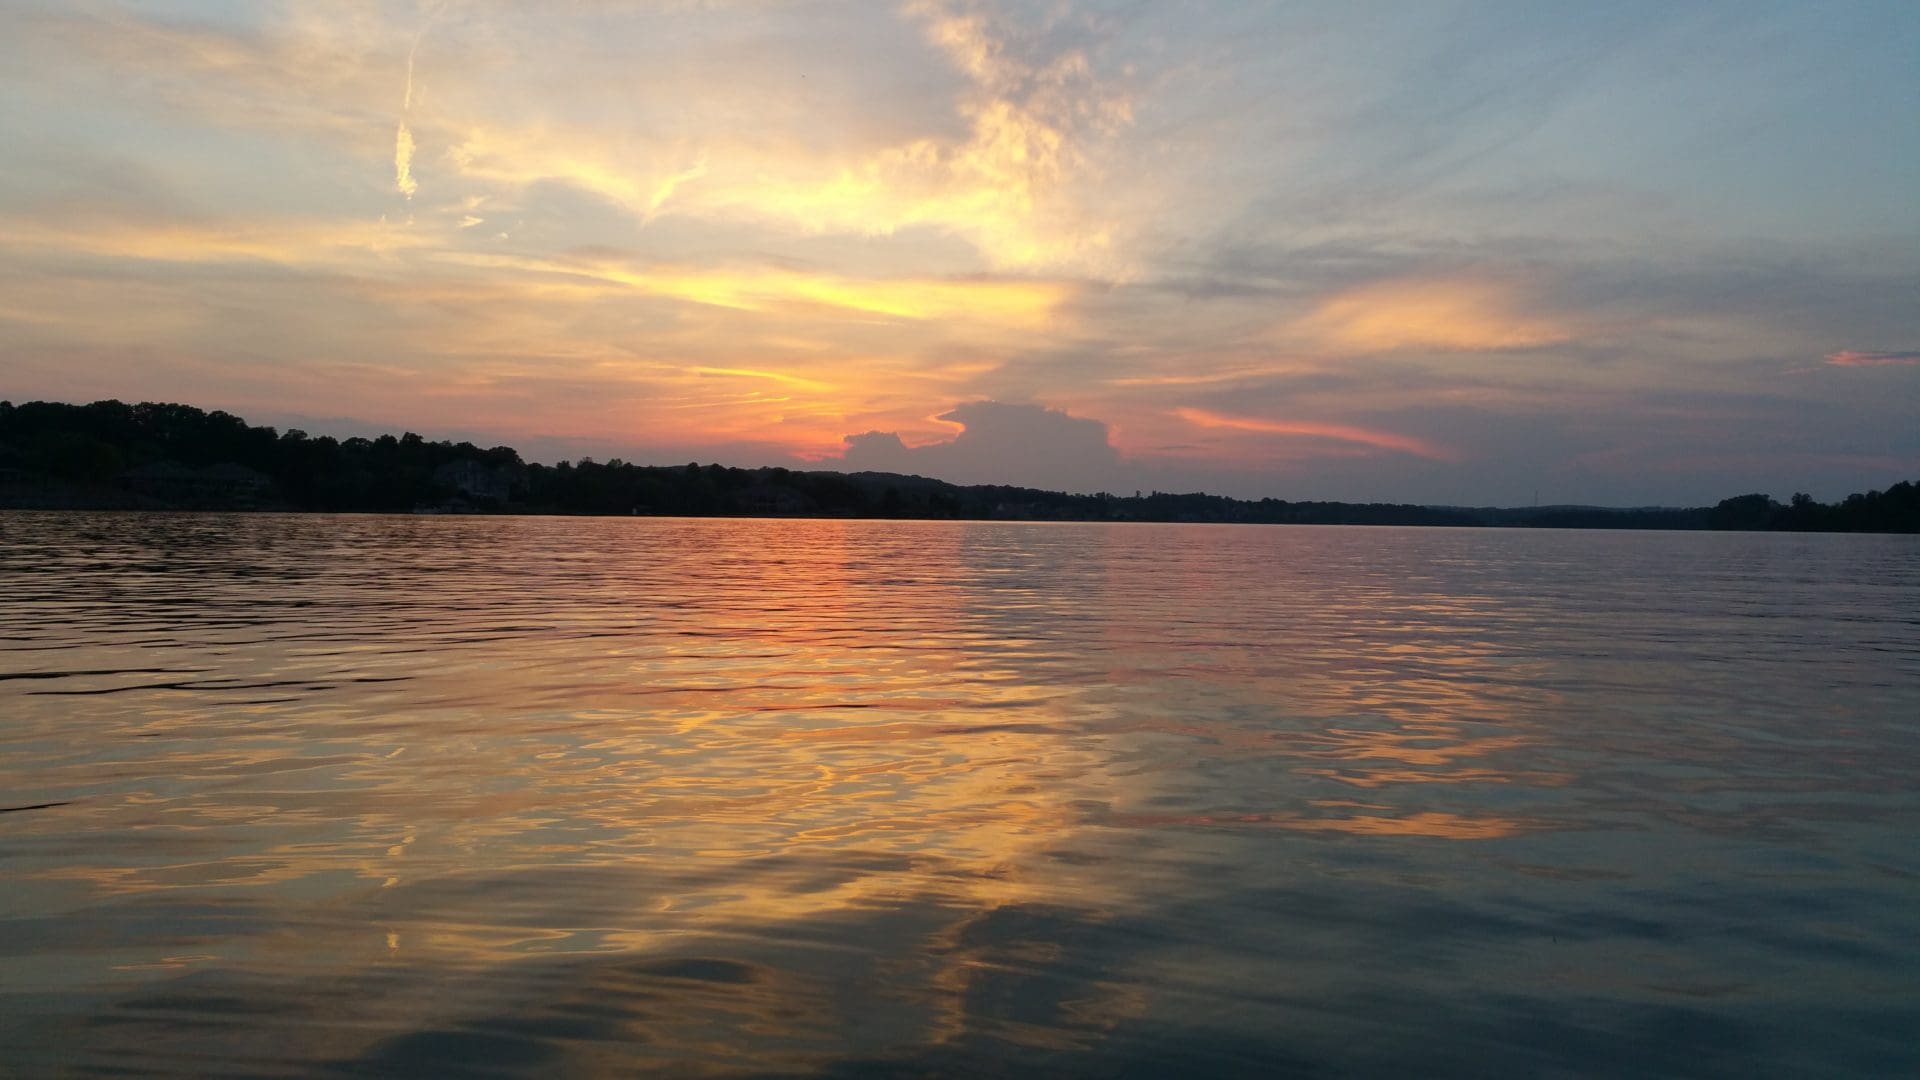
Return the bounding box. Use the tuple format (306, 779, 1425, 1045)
(2, 513, 1916, 1075)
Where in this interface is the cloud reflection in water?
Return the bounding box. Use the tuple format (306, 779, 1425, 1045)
(0, 514, 1916, 1075)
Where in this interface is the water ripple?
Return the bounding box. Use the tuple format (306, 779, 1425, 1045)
(0, 512, 1916, 1076)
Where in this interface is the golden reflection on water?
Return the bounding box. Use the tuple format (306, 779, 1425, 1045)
(2, 514, 1918, 1075)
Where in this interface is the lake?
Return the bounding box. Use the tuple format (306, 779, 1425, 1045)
(1, 512, 1916, 1076)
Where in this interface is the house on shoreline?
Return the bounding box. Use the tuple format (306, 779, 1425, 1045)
(121, 461, 274, 508)
(414, 458, 525, 512)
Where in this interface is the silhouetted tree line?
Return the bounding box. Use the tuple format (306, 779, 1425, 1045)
(0, 399, 522, 512)
(1, 399, 1914, 532)
(1703, 487, 1920, 533)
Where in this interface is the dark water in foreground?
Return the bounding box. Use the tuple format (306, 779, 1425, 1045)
(1, 513, 1916, 1077)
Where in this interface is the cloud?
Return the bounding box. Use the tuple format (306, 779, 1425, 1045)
(394, 121, 418, 197)
(1825, 349, 1920, 368)
(394, 22, 427, 199)
(0, 215, 435, 265)
(1174, 407, 1459, 461)
(10, 6, 402, 144)
(839, 400, 1122, 492)
(438, 1, 1134, 273)
(443, 251, 1073, 327)
(643, 156, 709, 220)
(1288, 278, 1569, 354)
(3, 1, 1917, 511)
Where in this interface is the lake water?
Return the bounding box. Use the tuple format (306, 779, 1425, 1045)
(1, 512, 1916, 1076)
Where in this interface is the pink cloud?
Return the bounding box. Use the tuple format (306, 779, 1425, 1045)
(1174, 408, 1459, 462)
(1825, 349, 1920, 367)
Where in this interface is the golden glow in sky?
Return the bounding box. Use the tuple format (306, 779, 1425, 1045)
(0, 1, 1915, 503)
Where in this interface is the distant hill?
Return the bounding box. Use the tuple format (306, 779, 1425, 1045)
(1, 399, 1914, 532)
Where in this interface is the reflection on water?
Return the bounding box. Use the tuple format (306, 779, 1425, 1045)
(1, 513, 1917, 1075)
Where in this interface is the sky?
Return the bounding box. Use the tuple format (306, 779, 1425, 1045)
(0, 0, 1915, 505)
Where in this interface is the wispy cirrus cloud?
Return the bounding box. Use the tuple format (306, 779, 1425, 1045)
(441, 250, 1075, 327)
(0, 215, 434, 265)
(1824, 349, 1920, 368)
(1286, 278, 1569, 355)
(1173, 408, 1459, 462)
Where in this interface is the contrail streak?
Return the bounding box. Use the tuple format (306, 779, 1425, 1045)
(403, 31, 420, 110)
(394, 121, 418, 198)
(394, 7, 438, 200)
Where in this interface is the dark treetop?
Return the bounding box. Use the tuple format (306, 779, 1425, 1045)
(1, 399, 1914, 531)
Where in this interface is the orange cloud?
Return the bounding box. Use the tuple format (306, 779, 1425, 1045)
(1291, 278, 1567, 354)
(1174, 407, 1459, 461)
(448, 252, 1072, 327)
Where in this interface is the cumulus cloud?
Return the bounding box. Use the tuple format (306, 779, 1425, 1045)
(839, 400, 1123, 492)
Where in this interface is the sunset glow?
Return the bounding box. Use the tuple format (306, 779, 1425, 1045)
(1174, 408, 1461, 463)
(1, 1, 1915, 504)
